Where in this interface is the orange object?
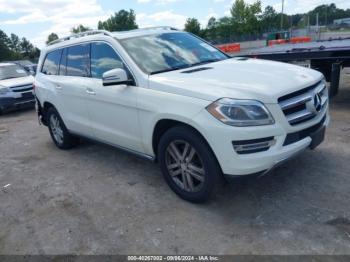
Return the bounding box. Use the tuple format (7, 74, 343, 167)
(268, 39, 288, 46)
(216, 43, 241, 53)
(290, 36, 312, 44)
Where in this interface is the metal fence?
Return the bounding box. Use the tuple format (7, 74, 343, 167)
(208, 24, 350, 45)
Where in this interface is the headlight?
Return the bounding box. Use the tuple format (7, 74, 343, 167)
(206, 98, 275, 127)
(0, 85, 10, 95)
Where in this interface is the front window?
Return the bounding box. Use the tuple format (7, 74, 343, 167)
(0, 65, 28, 80)
(91, 42, 124, 79)
(120, 32, 228, 75)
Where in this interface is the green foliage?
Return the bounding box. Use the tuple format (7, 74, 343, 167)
(46, 33, 59, 45)
(184, 18, 202, 36)
(0, 30, 12, 61)
(0, 30, 39, 62)
(201, 1, 350, 43)
(71, 24, 91, 34)
(230, 0, 262, 34)
(98, 9, 138, 31)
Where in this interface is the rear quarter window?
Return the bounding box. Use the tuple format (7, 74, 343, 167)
(41, 49, 62, 75)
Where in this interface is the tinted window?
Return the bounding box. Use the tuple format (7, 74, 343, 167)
(59, 48, 67, 76)
(91, 42, 124, 79)
(67, 44, 90, 77)
(42, 49, 62, 75)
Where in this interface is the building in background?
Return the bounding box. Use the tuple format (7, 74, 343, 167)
(334, 18, 350, 25)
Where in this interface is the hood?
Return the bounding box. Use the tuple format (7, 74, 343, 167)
(0, 75, 34, 88)
(149, 58, 323, 104)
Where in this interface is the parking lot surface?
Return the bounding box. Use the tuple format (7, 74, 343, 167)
(0, 72, 350, 255)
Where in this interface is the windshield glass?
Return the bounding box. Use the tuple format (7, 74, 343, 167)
(120, 32, 228, 74)
(0, 65, 28, 80)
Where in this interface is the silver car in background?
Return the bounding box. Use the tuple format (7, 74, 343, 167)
(0, 63, 35, 115)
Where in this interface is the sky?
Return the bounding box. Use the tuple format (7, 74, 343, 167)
(0, 0, 349, 48)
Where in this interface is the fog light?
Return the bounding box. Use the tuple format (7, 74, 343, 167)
(232, 137, 276, 154)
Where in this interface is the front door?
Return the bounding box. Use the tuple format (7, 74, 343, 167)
(84, 42, 143, 152)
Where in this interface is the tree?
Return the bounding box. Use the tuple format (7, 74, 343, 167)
(46, 33, 59, 45)
(0, 30, 12, 61)
(260, 6, 280, 32)
(71, 24, 91, 33)
(9, 33, 21, 53)
(184, 18, 202, 36)
(230, 0, 262, 35)
(20, 37, 34, 57)
(205, 17, 218, 41)
(98, 9, 138, 31)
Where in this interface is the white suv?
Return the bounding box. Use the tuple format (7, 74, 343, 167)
(35, 28, 329, 202)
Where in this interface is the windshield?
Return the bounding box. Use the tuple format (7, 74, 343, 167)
(0, 65, 28, 80)
(120, 32, 228, 75)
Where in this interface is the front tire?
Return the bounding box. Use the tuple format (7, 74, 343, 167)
(158, 126, 222, 203)
(47, 107, 79, 149)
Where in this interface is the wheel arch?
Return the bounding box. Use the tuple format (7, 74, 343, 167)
(41, 101, 57, 125)
(151, 118, 218, 166)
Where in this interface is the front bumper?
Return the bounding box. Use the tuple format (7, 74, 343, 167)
(0, 93, 35, 112)
(191, 105, 329, 176)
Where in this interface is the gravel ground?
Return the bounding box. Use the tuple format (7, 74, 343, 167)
(0, 71, 350, 255)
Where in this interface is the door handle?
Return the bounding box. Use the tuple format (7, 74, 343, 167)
(86, 88, 96, 95)
(55, 85, 62, 90)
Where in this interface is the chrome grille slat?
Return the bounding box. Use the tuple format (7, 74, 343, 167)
(9, 84, 33, 93)
(280, 93, 312, 110)
(321, 97, 328, 108)
(287, 110, 316, 125)
(278, 80, 328, 126)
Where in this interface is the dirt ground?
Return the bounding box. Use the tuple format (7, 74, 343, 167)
(0, 70, 350, 255)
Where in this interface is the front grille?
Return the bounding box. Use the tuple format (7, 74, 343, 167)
(9, 84, 33, 93)
(283, 116, 326, 146)
(278, 81, 328, 126)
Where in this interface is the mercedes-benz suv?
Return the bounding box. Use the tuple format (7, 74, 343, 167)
(35, 28, 329, 202)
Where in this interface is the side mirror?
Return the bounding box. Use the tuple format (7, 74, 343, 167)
(102, 68, 133, 86)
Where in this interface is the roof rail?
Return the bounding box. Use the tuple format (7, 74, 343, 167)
(118, 26, 180, 34)
(48, 30, 113, 46)
(141, 26, 179, 31)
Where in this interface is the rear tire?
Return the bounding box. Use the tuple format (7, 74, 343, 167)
(158, 125, 222, 203)
(47, 107, 79, 149)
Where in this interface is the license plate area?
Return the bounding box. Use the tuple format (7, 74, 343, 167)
(22, 92, 34, 98)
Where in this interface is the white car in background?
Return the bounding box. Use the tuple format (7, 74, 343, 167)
(35, 28, 329, 202)
(0, 63, 35, 115)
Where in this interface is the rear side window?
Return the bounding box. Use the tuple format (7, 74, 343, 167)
(42, 49, 62, 75)
(91, 42, 124, 79)
(67, 44, 90, 77)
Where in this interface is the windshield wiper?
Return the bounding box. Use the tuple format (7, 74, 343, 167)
(190, 59, 221, 67)
(150, 64, 192, 75)
(150, 59, 223, 75)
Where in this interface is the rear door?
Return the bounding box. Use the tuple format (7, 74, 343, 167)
(84, 42, 143, 152)
(53, 44, 93, 136)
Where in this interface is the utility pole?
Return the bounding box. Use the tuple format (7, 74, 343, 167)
(280, 0, 285, 30)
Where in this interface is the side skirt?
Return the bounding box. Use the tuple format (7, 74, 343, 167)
(68, 130, 156, 162)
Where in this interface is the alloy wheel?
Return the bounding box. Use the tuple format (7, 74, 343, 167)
(50, 114, 64, 145)
(165, 140, 205, 192)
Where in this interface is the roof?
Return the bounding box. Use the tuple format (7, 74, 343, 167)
(112, 27, 180, 39)
(46, 27, 180, 47)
